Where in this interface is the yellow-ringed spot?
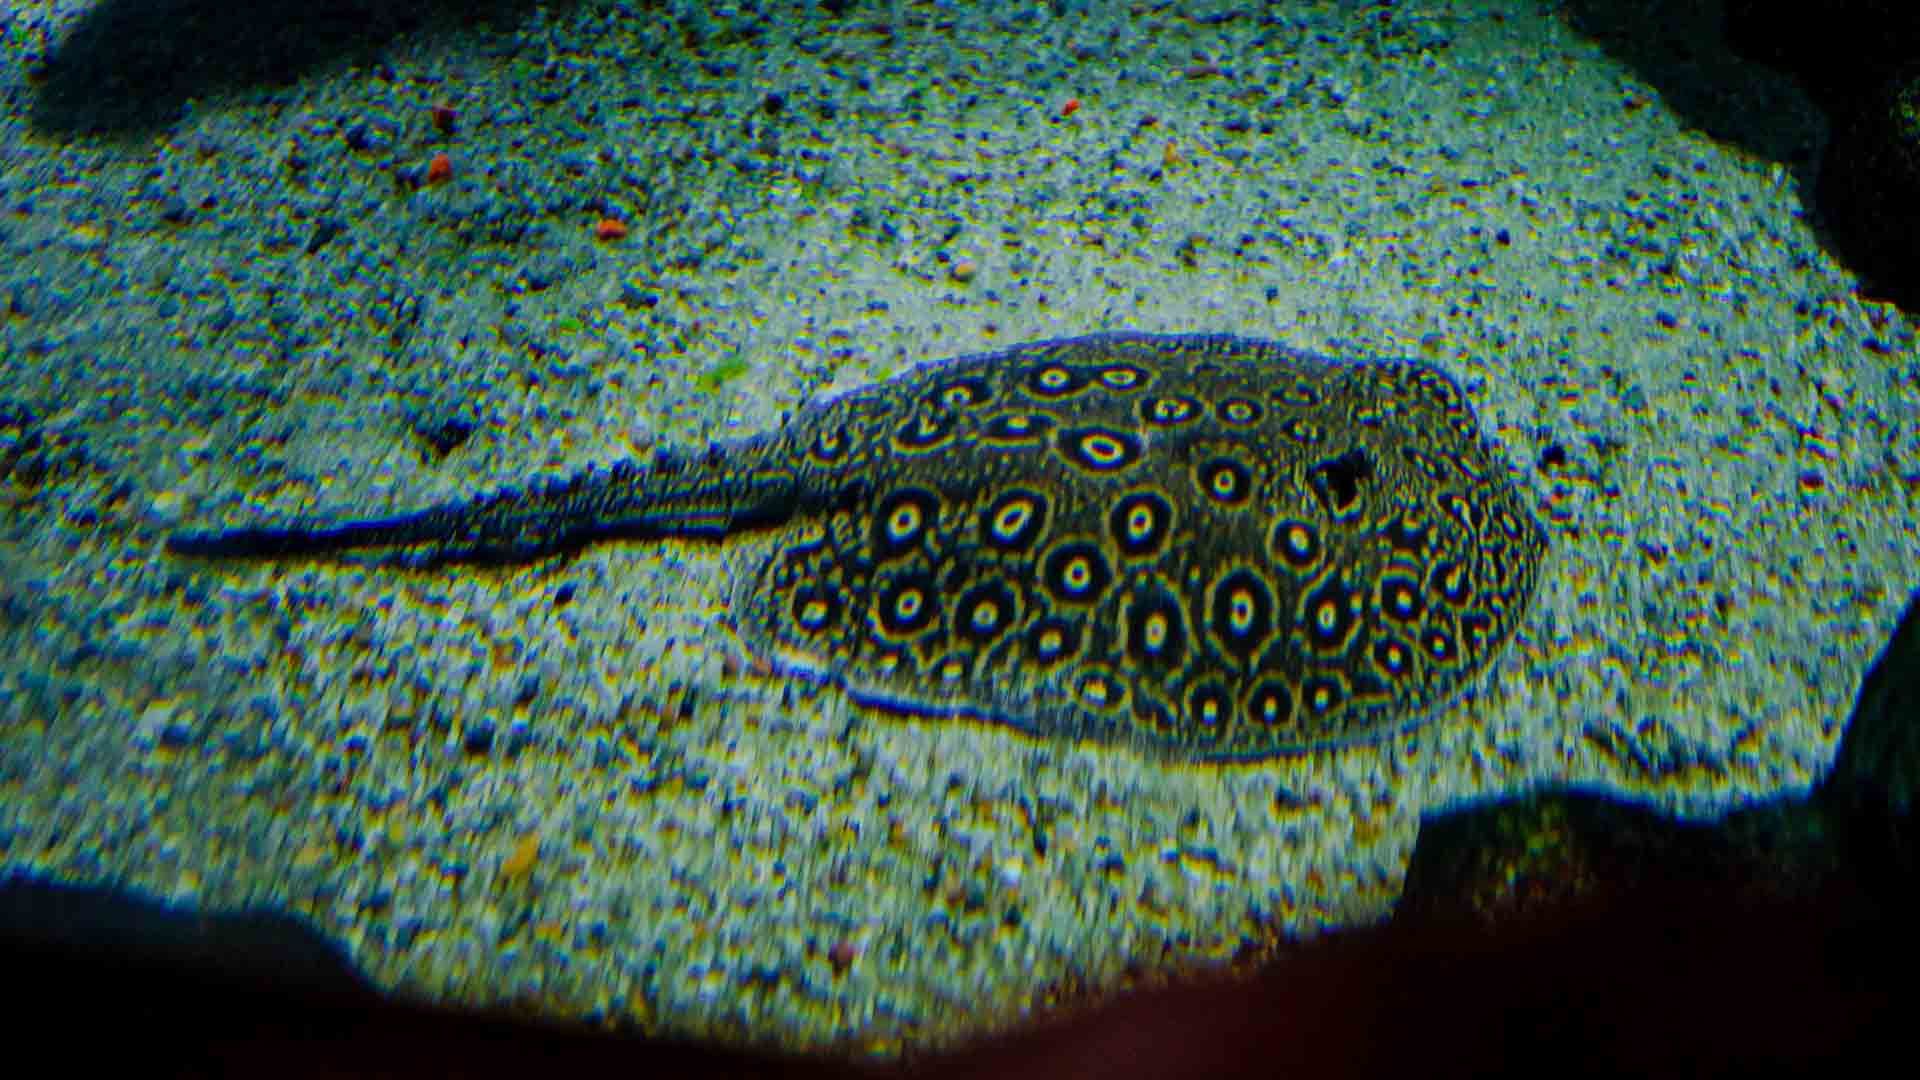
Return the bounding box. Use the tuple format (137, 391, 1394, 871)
(1108, 491, 1173, 558)
(1302, 573, 1362, 655)
(1377, 573, 1424, 624)
(1096, 364, 1148, 391)
(980, 410, 1054, 445)
(1042, 541, 1112, 605)
(1025, 363, 1089, 398)
(1380, 513, 1429, 556)
(1060, 427, 1142, 473)
(1246, 679, 1296, 728)
(1271, 519, 1321, 572)
(1185, 682, 1233, 731)
(1138, 394, 1201, 428)
(1429, 558, 1473, 607)
(1270, 382, 1320, 409)
(1371, 636, 1413, 679)
(1074, 669, 1126, 711)
(1197, 456, 1254, 506)
(893, 410, 956, 451)
(1122, 586, 1187, 670)
(930, 377, 992, 411)
(1208, 568, 1275, 664)
(1216, 396, 1263, 426)
(1282, 417, 1325, 446)
(789, 584, 841, 634)
(1302, 673, 1346, 717)
(809, 428, 846, 464)
(871, 487, 939, 561)
(981, 488, 1048, 552)
(1025, 616, 1082, 666)
(956, 580, 1019, 645)
(1422, 624, 1457, 665)
(876, 572, 940, 637)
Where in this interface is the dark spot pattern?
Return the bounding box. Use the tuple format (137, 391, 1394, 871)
(169, 332, 1549, 760)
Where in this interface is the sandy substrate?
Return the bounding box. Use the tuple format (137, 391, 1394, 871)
(2, 0, 1916, 1055)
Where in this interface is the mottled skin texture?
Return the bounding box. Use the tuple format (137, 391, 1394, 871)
(170, 333, 1547, 760)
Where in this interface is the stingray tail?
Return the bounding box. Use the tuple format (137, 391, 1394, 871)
(166, 438, 850, 564)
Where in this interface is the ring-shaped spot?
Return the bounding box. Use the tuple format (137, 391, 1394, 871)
(981, 489, 1049, 552)
(1377, 573, 1424, 624)
(929, 377, 992, 411)
(1216, 396, 1263, 426)
(871, 488, 939, 561)
(1025, 363, 1090, 399)
(1138, 394, 1202, 428)
(1073, 668, 1127, 712)
(934, 652, 973, 684)
(809, 429, 846, 463)
(1301, 573, 1362, 655)
(1123, 585, 1187, 670)
(1060, 427, 1143, 473)
(876, 572, 941, 638)
(1042, 541, 1112, 605)
(1301, 673, 1346, 716)
(956, 580, 1020, 646)
(893, 411, 956, 452)
(1108, 491, 1173, 558)
(1025, 616, 1083, 667)
(1371, 636, 1413, 680)
(1381, 513, 1429, 555)
(1185, 682, 1233, 731)
(1429, 559, 1473, 607)
(1209, 568, 1275, 665)
(1270, 382, 1321, 409)
(1246, 679, 1296, 728)
(1097, 364, 1148, 391)
(1197, 456, 1254, 506)
(1270, 519, 1321, 572)
(1282, 417, 1325, 446)
(1422, 625, 1457, 665)
(980, 410, 1054, 446)
(789, 584, 840, 635)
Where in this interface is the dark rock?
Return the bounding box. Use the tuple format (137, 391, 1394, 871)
(1821, 588, 1920, 894)
(1724, 0, 1920, 112)
(1818, 67, 1920, 308)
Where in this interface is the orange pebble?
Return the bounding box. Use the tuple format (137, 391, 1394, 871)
(1060, 97, 1081, 117)
(594, 217, 629, 241)
(499, 832, 540, 882)
(425, 151, 452, 184)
